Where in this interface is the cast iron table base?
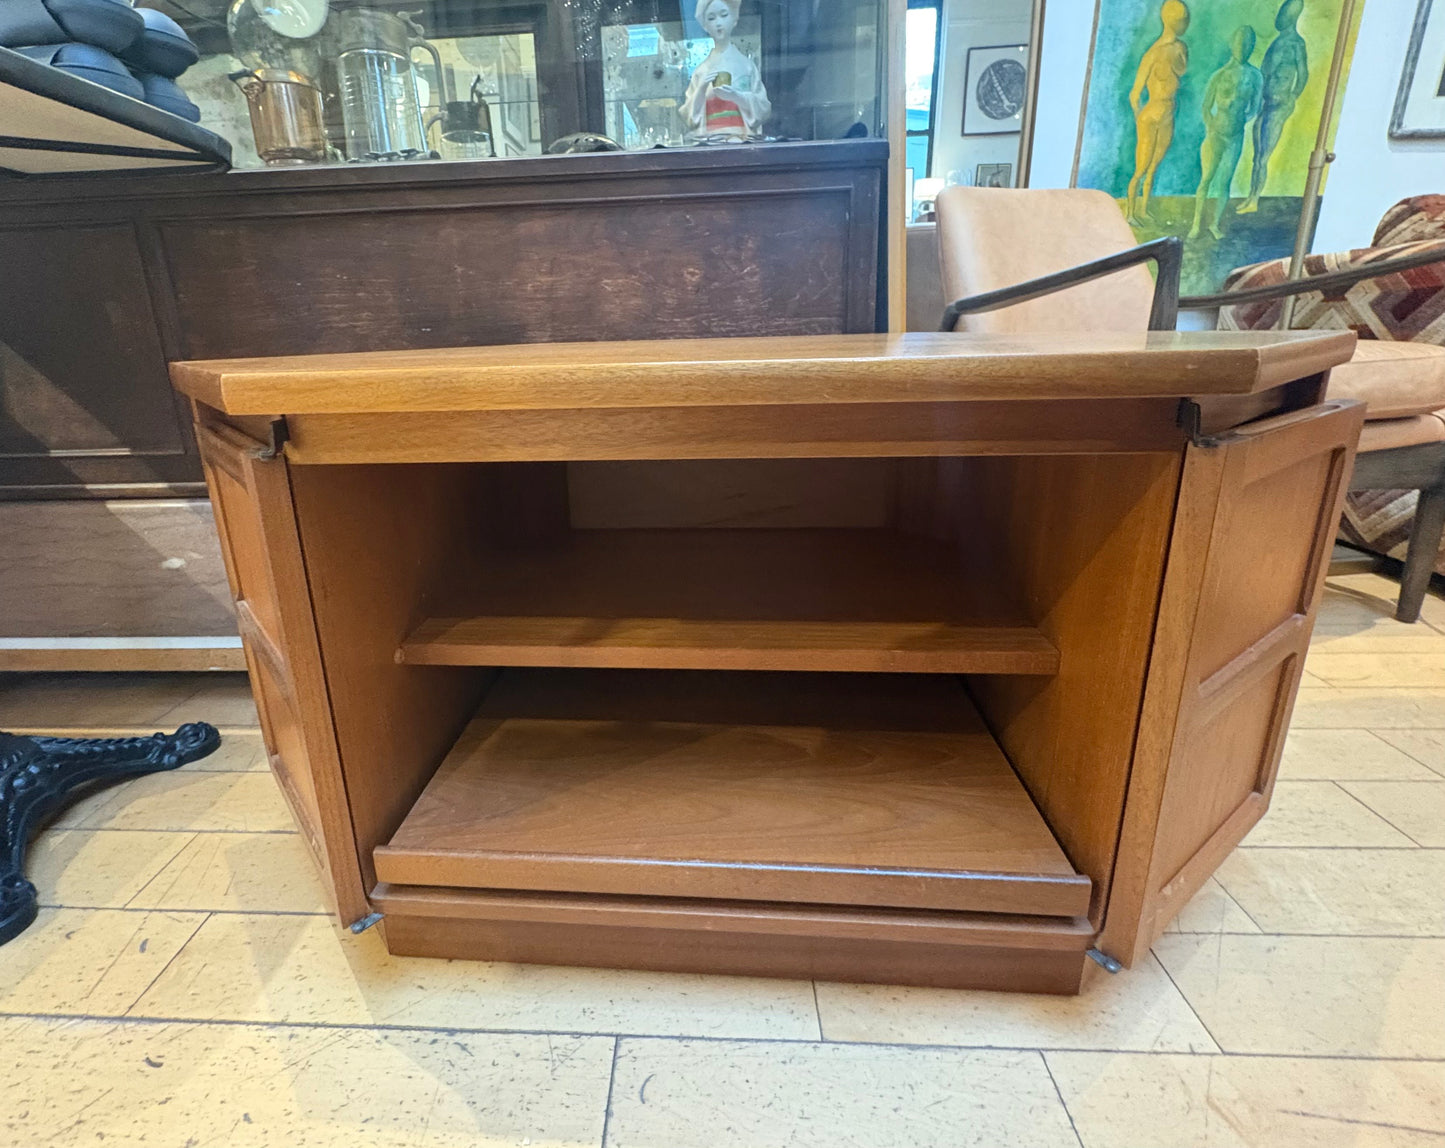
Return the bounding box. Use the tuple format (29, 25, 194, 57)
(1, 724, 220, 945)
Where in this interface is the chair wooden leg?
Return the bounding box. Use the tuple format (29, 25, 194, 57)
(1397, 482, 1445, 623)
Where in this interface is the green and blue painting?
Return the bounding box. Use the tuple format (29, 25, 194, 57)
(1075, 0, 1361, 293)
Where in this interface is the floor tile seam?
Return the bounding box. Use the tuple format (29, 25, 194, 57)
(8, 1009, 1445, 1061)
(599, 1036, 621, 1148)
(1281, 774, 1441, 781)
(42, 827, 299, 836)
(38, 904, 330, 917)
(5, 728, 262, 737)
(1164, 931, 1445, 939)
(1209, 881, 1267, 934)
(1309, 680, 1445, 690)
(1146, 950, 1225, 1055)
(1294, 685, 1445, 691)
(1331, 780, 1430, 846)
(1037, 1049, 1087, 1148)
(33, 901, 1443, 936)
(1362, 727, 1445, 778)
(152, 682, 232, 728)
(119, 911, 213, 1018)
(1231, 838, 1433, 844)
(116, 832, 199, 910)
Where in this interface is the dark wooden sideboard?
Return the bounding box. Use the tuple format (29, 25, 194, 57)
(0, 141, 884, 665)
(0, 139, 885, 498)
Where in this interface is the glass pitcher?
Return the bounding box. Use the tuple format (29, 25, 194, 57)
(335, 8, 435, 161)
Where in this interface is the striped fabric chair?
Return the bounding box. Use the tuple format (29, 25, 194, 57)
(1218, 196, 1445, 619)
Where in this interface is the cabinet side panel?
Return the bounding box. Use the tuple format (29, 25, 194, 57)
(1102, 401, 1363, 964)
(941, 453, 1183, 920)
(286, 464, 493, 891)
(195, 417, 370, 923)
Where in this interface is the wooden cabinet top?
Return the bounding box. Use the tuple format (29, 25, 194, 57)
(170, 330, 1356, 417)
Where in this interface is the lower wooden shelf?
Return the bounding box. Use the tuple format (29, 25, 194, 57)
(399, 529, 1058, 675)
(375, 669, 1091, 918)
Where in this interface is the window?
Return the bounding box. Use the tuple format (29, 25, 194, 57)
(904, 0, 942, 214)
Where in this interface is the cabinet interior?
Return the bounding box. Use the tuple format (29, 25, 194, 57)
(288, 452, 1182, 927)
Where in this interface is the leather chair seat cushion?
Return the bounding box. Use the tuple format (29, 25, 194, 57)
(0, 0, 141, 53)
(1357, 412, 1445, 453)
(14, 42, 143, 98)
(1327, 340, 1445, 419)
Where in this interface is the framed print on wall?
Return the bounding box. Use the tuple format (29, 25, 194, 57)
(1072, 0, 1362, 295)
(975, 162, 1013, 187)
(1392, 0, 1445, 139)
(962, 43, 1028, 136)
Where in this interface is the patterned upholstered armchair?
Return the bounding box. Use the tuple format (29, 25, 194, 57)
(1217, 196, 1445, 620)
(933, 188, 1445, 621)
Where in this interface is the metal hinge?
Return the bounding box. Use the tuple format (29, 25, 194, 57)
(1176, 399, 1224, 449)
(1085, 947, 1123, 973)
(253, 417, 290, 461)
(349, 911, 383, 934)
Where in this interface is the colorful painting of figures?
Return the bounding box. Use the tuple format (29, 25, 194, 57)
(1075, 0, 1361, 294)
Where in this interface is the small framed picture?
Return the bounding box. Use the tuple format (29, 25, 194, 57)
(974, 162, 1013, 188)
(963, 43, 1029, 136)
(1392, 0, 1445, 139)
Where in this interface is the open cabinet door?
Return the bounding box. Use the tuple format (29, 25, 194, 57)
(1101, 399, 1363, 966)
(195, 417, 370, 926)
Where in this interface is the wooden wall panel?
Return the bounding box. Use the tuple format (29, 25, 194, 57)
(0, 499, 233, 637)
(0, 224, 184, 458)
(0, 141, 885, 497)
(160, 192, 858, 358)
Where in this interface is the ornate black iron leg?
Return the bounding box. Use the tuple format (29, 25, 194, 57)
(1, 724, 221, 946)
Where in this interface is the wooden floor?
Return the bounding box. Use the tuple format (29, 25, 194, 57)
(3, 570, 1444, 1147)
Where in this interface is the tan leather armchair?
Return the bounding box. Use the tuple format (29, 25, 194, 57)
(934, 186, 1445, 622)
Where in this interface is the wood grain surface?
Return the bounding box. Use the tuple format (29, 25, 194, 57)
(374, 669, 1091, 917)
(171, 330, 1356, 416)
(401, 528, 1057, 675)
(373, 884, 1093, 992)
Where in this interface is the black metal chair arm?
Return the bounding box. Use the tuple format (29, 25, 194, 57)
(939, 236, 1183, 333)
(1180, 243, 1445, 310)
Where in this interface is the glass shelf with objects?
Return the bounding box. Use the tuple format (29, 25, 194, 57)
(161, 0, 885, 170)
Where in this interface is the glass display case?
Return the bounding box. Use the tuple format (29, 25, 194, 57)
(162, 0, 885, 169)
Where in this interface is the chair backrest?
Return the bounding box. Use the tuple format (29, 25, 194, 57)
(934, 187, 1156, 334)
(1373, 196, 1445, 248)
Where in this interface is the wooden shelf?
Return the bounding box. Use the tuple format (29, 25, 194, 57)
(375, 669, 1091, 918)
(400, 529, 1057, 675)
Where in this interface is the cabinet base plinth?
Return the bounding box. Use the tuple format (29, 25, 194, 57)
(372, 887, 1094, 994)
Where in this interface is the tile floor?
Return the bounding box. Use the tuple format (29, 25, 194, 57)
(2, 570, 1443, 1146)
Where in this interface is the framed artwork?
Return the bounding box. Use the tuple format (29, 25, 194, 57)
(1392, 0, 1445, 139)
(962, 44, 1028, 136)
(1072, 0, 1362, 295)
(975, 162, 1013, 188)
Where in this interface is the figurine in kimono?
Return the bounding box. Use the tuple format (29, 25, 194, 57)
(681, 0, 770, 140)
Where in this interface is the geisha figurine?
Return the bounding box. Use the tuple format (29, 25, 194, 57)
(681, 0, 770, 140)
